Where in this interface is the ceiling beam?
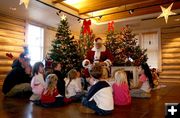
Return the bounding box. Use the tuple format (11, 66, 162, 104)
(96, 2, 180, 22)
(52, 0, 64, 4)
(79, 0, 157, 14)
(84, 0, 162, 17)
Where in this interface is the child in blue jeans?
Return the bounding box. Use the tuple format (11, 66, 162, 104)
(82, 63, 114, 115)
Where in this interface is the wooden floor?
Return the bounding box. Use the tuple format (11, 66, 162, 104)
(0, 82, 180, 118)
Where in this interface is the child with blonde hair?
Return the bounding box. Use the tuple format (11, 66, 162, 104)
(65, 69, 83, 101)
(30, 62, 46, 101)
(112, 69, 131, 105)
(40, 74, 71, 107)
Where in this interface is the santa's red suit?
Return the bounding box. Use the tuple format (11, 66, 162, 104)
(82, 38, 113, 77)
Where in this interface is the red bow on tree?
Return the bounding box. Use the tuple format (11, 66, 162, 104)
(108, 21, 114, 32)
(83, 19, 91, 35)
(6, 53, 13, 59)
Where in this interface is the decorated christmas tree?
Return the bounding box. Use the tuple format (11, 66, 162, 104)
(78, 20, 95, 58)
(48, 15, 82, 75)
(106, 24, 148, 66)
(106, 30, 124, 65)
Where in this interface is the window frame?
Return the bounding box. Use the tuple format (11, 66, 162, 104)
(26, 23, 44, 66)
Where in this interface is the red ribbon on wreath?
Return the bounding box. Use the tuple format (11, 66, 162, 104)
(83, 19, 91, 35)
(108, 21, 114, 32)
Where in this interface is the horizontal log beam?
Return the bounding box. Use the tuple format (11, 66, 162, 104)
(0, 36, 25, 46)
(0, 60, 13, 66)
(0, 21, 25, 33)
(0, 29, 25, 40)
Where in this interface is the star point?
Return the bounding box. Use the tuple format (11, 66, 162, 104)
(157, 3, 176, 24)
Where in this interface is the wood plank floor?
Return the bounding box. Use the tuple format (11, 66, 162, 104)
(0, 82, 180, 118)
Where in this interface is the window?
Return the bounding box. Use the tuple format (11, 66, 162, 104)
(27, 24, 44, 65)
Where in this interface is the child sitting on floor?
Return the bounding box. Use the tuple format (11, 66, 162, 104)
(130, 63, 154, 98)
(65, 69, 83, 101)
(40, 74, 71, 107)
(112, 69, 131, 105)
(52, 62, 66, 97)
(30, 62, 46, 101)
(81, 63, 114, 115)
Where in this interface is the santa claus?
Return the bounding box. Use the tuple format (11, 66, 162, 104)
(82, 37, 113, 78)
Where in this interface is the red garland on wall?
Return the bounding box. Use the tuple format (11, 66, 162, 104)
(108, 21, 114, 32)
(83, 19, 91, 35)
(6, 53, 13, 59)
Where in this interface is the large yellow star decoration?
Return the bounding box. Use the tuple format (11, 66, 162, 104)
(61, 14, 67, 21)
(157, 3, 176, 24)
(19, 0, 30, 9)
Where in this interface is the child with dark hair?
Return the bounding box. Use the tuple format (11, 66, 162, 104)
(130, 63, 154, 98)
(2, 52, 32, 97)
(81, 63, 114, 115)
(30, 62, 46, 101)
(75, 67, 89, 91)
(52, 62, 66, 97)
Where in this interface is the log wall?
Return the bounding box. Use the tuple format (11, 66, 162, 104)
(160, 25, 180, 80)
(0, 13, 25, 85)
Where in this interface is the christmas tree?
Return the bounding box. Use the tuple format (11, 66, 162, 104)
(106, 25, 148, 66)
(78, 20, 94, 58)
(48, 15, 82, 75)
(106, 30, 123, 65)
(78, 25, 95, 58)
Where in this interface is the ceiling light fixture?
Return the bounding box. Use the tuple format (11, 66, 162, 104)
(9, 7, 17, 11)
(77, 18, 82, 23)
(174, 18, 180, 21)
(98, 15, 102, 20)
(129, 9, 134, 15)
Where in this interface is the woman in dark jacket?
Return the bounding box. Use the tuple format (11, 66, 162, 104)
(2, 53, 32, 97)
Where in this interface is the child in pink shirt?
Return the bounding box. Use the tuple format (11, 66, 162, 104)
(130, 63, 154, 98)
(112, 69, 131, 105)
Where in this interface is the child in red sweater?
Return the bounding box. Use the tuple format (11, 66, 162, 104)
(40, 74, 72, 107)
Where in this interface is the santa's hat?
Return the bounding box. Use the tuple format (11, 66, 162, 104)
(94, 37, 103, 44)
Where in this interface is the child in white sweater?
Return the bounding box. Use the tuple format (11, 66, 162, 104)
(30, 62, 46, 101)
(65, 69, 83, 101)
